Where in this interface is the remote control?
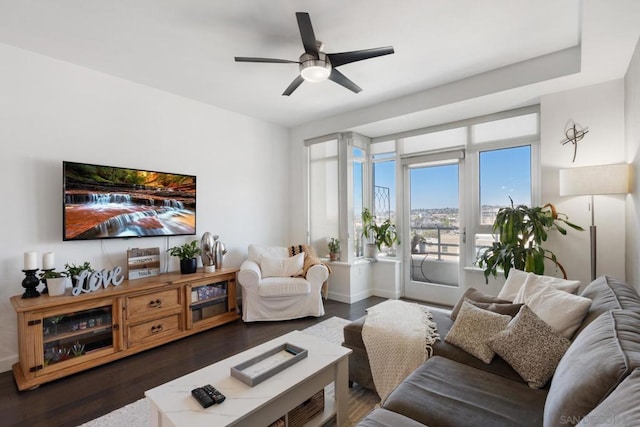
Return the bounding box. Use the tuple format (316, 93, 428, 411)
(191, 387, 215, 408)
(203, 384, 226, 403)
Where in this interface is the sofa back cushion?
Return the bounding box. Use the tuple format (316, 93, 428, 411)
(575, 368, 640, 426)
(544, 310, 640, 426)
(573, 276, 640, 338)
(248, 245, 289, 263)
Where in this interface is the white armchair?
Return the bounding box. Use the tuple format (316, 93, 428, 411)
(238, 245, 329, 322)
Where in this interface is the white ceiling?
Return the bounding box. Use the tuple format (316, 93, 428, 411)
(0, 0, 638, 137)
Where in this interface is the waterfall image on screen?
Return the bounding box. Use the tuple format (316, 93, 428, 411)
(63, 161, 196, 241)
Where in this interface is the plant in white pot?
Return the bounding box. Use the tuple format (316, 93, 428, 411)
(39, 270, 69, 296)
(167, 240, 202, 274)
(362, 208, 399, 259)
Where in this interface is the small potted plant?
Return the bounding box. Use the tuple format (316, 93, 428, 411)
(362, 208, 399, 259)
(65, 262, 94, 290)
(328, 238, 341, 261)
(167, 240, 202, 274)
(39, 270, 69, 296)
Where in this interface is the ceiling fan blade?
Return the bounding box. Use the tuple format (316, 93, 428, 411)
(296, 12, 319, 56)
(282, 75, 305, 96)
(327, 46, 395, 68)
(329, 69, 362, 94)
(235, 57, 299, 64)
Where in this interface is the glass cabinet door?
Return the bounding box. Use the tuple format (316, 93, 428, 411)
(190, 281, 228, 324)
(43, 306, 114, 367)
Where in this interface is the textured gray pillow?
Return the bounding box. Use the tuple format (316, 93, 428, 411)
(445, 300, 511, 364)
(490, 305, 570, 389)
(450, 288, 512, 320)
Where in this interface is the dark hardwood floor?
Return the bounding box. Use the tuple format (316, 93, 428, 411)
(0, 296, 385, 427)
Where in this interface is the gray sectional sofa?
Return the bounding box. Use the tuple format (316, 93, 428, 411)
(344, 276, 640, 426)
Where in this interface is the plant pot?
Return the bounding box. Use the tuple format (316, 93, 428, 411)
(364, 243, 378, 259)
(180, 258, 198, 274)
(329, 252, 340, 262)
(48, 277, 69, 296)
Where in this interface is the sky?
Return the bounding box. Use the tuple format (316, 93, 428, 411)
(371, 145, 531, 211)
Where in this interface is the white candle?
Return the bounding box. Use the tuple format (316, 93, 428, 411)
(24, 251, 38, 270)
(43, 252, 55, 270)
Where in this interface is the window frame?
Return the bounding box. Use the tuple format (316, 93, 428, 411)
(304, 106, 540, 269)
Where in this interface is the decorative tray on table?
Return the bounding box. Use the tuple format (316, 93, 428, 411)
(230, 343, 308, 387)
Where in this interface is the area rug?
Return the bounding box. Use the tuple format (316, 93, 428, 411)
(79, 316, 378, 427)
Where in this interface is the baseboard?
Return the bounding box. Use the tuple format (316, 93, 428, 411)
(327, 289, 373, 304)
(372, 288, 401, 300)
(0, 355, 17, 374)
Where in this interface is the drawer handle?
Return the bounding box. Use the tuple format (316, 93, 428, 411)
(148, 299, 162, 308)
(150, 325, 164, 334)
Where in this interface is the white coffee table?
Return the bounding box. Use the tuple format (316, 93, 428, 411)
(145, 330, 352, 427)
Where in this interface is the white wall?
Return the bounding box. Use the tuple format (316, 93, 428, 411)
(540, 79, 627, 289)
(0, 43, 291, 373)
(625, 37, 640, 293)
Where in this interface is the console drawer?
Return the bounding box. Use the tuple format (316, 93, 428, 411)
(127, 314, 181, 348)
(126, 288, 181, 321)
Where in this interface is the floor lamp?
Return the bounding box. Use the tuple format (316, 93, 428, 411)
(559, 164, 630, 281)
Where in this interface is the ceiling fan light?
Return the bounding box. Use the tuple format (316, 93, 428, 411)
(300, 56, 331, 82)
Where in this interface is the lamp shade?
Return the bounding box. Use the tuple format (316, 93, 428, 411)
(559, 163, 630, 196)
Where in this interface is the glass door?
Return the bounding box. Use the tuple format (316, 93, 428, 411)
(404, 157, 464, 306)
(42, 303, 115, 372)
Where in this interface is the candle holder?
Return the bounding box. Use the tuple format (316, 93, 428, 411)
(22, 269, 41, 299)
(39, 268, 54, 294)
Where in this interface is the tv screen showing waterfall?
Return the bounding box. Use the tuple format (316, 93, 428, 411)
(63, 161, 196, 241)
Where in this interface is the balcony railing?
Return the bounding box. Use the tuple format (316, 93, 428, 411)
(410, 225, 459, 261)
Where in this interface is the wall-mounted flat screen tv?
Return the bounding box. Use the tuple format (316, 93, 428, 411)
(63, 161, 196, 241)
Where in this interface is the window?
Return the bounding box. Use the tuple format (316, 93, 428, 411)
(353, 147, 365, 257)
(479, 146, 532, 225)
(372, 153, 397, 257)
(308, 139, 339, 257)
(305, 107, 538, 271)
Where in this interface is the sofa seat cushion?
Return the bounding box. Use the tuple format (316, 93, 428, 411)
(544, 310, 640, 426)
(573, 276, 640, 338)
(357, 408, 426, 427)
(382, 356, 547, 427)
(257, 277, 310, 297)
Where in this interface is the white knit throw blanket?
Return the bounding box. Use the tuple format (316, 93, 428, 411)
(362, 300, 439, 403)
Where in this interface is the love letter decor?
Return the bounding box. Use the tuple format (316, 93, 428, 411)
(72, 266, 124, 296)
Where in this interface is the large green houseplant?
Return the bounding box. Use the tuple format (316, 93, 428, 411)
(362, 208, 399, 258)
(476, 199, 583, 283)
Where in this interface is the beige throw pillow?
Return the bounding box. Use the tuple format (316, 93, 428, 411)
(445, 300, 511, 364)
(490, 305, 571, 389)
(513, 275, 592, 338)
(498, 269, 580, 302)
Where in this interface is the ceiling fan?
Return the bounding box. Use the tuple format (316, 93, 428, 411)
(235, 12, 394, 96)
